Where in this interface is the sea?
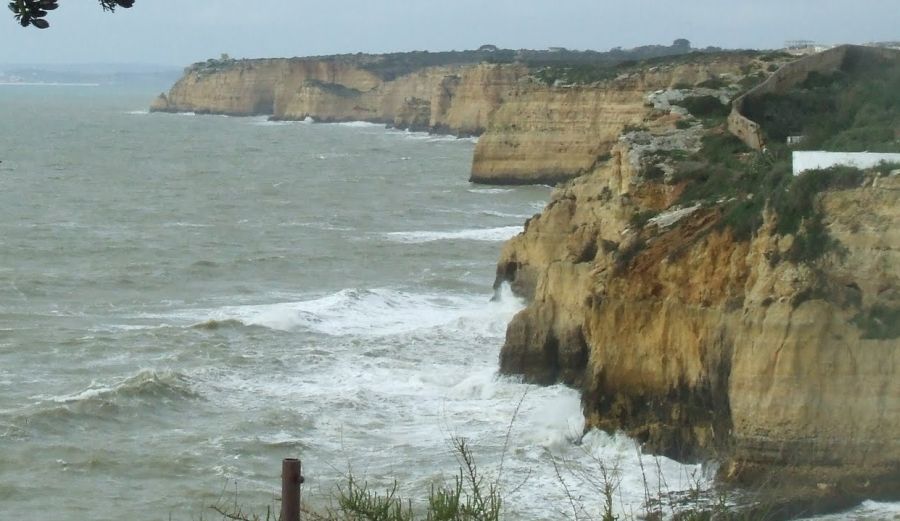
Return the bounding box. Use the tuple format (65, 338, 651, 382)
(0, 84, 896, 521)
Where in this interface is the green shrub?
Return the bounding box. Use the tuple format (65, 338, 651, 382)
(304, 79, 363, 98)
(630, 209, 659, 228)
(742, 53, 900, 152)
(673, 96, 730, 120)
(697, 77, 728, 89)
(771, 165, 864, 236)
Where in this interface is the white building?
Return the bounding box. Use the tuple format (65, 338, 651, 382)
(792, 151, 900, 175)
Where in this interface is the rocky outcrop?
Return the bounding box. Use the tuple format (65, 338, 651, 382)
(277, 63, 528, 133)
(152, 57, 527, 136)
(495, 119, 900, 503)
(470, 56, 764, 185)
(152, 52, 769, 185)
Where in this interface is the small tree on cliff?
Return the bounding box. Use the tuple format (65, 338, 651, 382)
(8, 0, 134, 29)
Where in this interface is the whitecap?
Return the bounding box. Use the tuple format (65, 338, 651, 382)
(162, 222, 212, 228)
(467, 188, 514, 194)
(335, 121, 385, 129)
(797, 500, 900, 520)
(479, 210, 534, 219)
(169, 289, 477, 336)
(48, 369, 197, 404)
(383, 225, 522, 243)
(125, 110, 148, 115)
(139, 284, 524, 339)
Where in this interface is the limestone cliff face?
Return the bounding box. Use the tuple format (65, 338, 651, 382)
(152, 58, 383, 116)
(495, 135, 900, 497)
(470, 57, 761, 185)
(153, 58, 527, 136)
(278, 63, 528, 133)
(152, 53, 767, 185)
(727, 181, 900, 490)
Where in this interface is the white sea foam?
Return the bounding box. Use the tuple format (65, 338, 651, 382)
(479, 210, 534, 219)
(176, 289, 486, 336)
(383, 225, 522, 243)
(797, 500, 900, 520)
(467, 188, 514, 194)
(335, 121, 385, 129)
(387, 128, 431, 140)
(126, 110, 149, 115)
(162, 221, 212, 228)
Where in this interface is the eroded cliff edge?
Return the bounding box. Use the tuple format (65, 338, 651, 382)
(496, 46, 900, 508)
(150, 49, 766, 186)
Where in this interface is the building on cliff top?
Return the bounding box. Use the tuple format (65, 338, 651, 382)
(792, 151, 900, 175)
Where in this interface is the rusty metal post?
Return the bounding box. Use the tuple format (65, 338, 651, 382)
(281, 458, 303, 521)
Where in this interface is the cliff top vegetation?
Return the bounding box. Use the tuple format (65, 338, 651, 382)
(653, 49, 899, 263)
(185, 40, 747, 82)
(742, 48, 900, 153)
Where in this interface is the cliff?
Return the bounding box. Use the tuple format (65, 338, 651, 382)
(151, 56, 526, 136)
(494, 48, 900, 508)
(729, 45, 900, 150)
(151, 51, 769, 185)
(470, 55, 762, 185)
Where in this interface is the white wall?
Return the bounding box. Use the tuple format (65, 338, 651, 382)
(792, 151, 900, 175)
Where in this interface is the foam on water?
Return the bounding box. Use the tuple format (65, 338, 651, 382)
(383, 225, 522, 243)
(468, 187, 515, 194)
(145, 287, 510, 337)
(797, 500, 900, 520)
(479, 209, 535, 219)
(334, 120, 386, 129)
(3, 88, 884, 521)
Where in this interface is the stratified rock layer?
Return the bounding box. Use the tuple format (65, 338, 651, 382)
(151, 54, 760, 185)
(495, 135, 900, 499)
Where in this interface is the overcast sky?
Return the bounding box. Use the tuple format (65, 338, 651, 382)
(1, 0, 897, 66)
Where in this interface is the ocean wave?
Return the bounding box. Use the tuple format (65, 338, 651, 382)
(383, 225, 522, 243)
(3, 370, 201, 433)
(169, 284, 525, 338)
(479, 210, 535, 219)
(50, 369, 198, 404)
(191, 289, 478, 336)
(467, 188, 515, 194)
(162, 221, 212, 228)
(250, 119, 290, 127)
(190, 318, 247, 330)
(125, 110, 149, 115)
(384, 129, 478, 144)
(334, 121, 386, 129)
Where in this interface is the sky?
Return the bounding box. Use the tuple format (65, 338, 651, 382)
(1, 0, 897, 66)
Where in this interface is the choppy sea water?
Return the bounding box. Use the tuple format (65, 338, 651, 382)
(0, 85, 896, 521)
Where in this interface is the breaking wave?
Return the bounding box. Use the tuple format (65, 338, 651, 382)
(183, 285, 522, 337)
(50, 369, 199, 404)
(383, 225, 522, 243)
